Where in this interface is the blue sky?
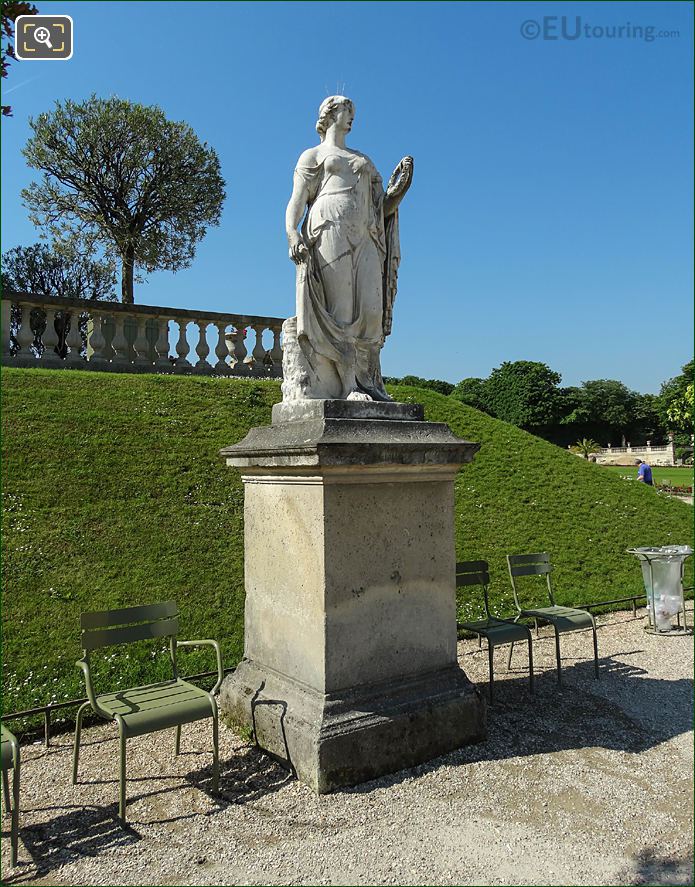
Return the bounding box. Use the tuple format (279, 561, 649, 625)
(2, 0, 692, 393)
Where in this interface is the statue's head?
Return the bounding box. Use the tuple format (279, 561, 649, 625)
(316, 95, 354, 141)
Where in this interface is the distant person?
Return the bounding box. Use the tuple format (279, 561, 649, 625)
(635, 459, 653, 485)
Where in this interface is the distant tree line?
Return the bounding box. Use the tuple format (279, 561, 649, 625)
(388, 359, 693, 451)
(383, 375, 455, 396)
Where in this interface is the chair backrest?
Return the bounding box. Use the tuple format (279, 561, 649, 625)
(456, 560, 492, 618)
(506, 553, 555, 610)
(80, 601, 179, 651)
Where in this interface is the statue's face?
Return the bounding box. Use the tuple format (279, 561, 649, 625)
(334, 103, 354, 133)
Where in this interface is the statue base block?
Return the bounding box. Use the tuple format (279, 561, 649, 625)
(222, 660, 484, 792)
(219, 404, 486, 792)
(271, 398, 424, 424)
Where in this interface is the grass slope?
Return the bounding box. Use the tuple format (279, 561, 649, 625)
(2, 369, 692, 725)
(601, 465, 693, 489)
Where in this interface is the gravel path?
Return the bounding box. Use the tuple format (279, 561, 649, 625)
(2, 609, 693, 886)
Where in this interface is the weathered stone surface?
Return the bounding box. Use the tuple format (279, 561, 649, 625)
(271, 397, 424, 425)
(220, 416, 479, 469)
(220, 413, 486, 792)
(221, 660, 485, 793)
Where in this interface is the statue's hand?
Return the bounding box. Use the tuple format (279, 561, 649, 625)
(288, 231, 308, 265)
(386, 156, 414, 198)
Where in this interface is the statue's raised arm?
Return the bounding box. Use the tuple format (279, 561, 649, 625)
(282, 96, 414, 403)
(384, 156, 414, 218)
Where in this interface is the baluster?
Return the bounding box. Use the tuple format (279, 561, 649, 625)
(41, 308, 63, 366)
(1, 299, 13, 361)
(228, 325, 249, 376)
(14, 303, 37, 362)
(224, 330, 234, 366)
(54, 310, 69, 359)
(65, 312, 84, 367)
(87, 311, 109, 367)
(110, 314, 131, 367)
(144, 317, 157, 364)
(175, 319, 191, 371)
(194, 320, 210, 371)
(270, 322, 283, 368)
(213, 322, 230, 373)
(100, 315, 116, 364)
(154, 317, 171, 369)
(250, 324, 266, 375)
(132, 314, 152, 368)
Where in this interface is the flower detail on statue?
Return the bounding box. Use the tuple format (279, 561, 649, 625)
(283, 96, 413, 402)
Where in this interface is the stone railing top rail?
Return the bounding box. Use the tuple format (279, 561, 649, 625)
(2, 291, 285, 327)
(599, 445, 670, 454)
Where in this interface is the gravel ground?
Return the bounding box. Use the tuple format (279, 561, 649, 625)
(2, 609, 693, 886)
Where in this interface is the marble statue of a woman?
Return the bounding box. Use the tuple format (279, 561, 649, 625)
(282, 95, 413, 402)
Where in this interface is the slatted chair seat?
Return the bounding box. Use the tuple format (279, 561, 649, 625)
(519, 606, 594, 631)
(1, 723, 20, 867)
(507, 553, 599, 686)
(462, 616, 533, 644)
(96, 678, 217, 738)
(72, 601, 223, 824)
(456, 560, 534, 700)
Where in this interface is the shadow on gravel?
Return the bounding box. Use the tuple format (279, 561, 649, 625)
(618, 846, 695, 886)
(341, 653, 693, 795)
(480, 657, 692, 751)
(3, 804, 139, 883)
(1, 746, 294, 880)
(186, 741, 294, 808)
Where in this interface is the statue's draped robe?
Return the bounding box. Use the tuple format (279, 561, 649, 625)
(294, 154, 400, 376)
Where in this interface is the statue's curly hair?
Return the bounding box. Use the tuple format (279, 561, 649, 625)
(315, 95, 353, 142)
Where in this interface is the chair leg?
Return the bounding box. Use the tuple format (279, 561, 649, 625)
(212, 713, 219, 792)
(72, 701, 90, 785)
(554, 627, 562, 687)
(11, 758, 19, 867)
(175, 725, 181, 756)
(118, 727, 127, 824)
(487, 642, 495, 703)
(535, 617, 540, 637)
(591, 623, 600, 679)
(527, 635, 535, 695)
(507, 641, 514, 670)
(2, 768, 10, 813)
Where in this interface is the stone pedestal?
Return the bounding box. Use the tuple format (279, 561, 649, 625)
(219, 400, 486, 792)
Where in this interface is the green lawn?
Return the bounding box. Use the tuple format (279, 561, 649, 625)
(600, 465, 694, 488)
(2, 368, 693, 731)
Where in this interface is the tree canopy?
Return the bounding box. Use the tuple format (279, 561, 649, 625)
(384, 374, 455, 396)
(1, 1, 38, 117)
(481, 361, 562, 428)
(21, 95, 226, 303)
(450, 377, 491, 413)
(562, 379, 639, 439)
(2, 242, 117, 301)
(659, 359, 694, 433)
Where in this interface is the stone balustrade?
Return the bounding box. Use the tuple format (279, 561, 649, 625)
(574, 439, 680, 467)
(1, 292, 285, 377)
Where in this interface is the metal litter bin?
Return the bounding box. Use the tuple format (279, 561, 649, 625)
(628, 546, 693, 635)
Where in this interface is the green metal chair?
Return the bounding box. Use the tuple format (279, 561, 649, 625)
(456, 560, 534, 701)
(72, 601, 223, 824)
(1, 724, 20, 867)
(506, 553, 599, 686)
